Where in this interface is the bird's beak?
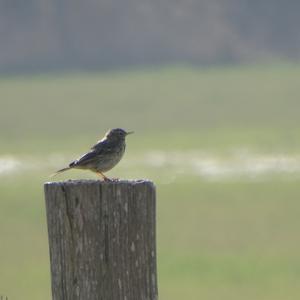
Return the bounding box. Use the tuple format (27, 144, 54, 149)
(126, 131, 134, 135)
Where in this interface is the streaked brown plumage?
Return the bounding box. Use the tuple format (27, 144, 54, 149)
(52, 128, 133, 180)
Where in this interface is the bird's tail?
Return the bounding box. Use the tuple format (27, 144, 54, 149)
(50, 167, 71, 178)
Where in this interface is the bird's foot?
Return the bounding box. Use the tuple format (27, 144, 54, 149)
(96, 172, 120, 182)
(110, 177, 120, 182)
(96, 172, 111, 181)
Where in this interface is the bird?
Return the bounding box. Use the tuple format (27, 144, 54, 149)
(52, 128, 133, 181)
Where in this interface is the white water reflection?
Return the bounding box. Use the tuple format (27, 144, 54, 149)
(1, 150, 300, 181)
(0, 156, 22, 174)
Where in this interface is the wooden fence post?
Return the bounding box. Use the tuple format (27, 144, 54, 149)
(44, 179, 157, 300)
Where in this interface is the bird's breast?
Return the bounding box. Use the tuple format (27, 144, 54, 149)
(95, 142, 126, 172)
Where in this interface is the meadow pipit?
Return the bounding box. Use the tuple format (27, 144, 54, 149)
(52, 128, 133, 180)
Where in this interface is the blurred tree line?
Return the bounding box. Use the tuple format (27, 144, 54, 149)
(0, 0, 300, 72)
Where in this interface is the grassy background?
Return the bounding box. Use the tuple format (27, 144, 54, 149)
(1, 64, 300, 299)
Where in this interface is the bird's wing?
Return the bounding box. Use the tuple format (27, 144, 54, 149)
(91, 139, 115, 154)
(69, 151, 98, 168)
(91, 138, 106, 151)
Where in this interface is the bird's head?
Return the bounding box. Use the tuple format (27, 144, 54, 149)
(105, 128, 134, 141)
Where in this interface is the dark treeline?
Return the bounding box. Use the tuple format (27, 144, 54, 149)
(1, 0, 300, 72)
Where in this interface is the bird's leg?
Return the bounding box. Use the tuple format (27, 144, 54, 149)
(96, 172, 111, 181)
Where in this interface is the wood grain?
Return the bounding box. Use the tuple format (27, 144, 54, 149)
(44, 180, 157, 300)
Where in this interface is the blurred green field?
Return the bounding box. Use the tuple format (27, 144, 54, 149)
(1, 64, 300, 300)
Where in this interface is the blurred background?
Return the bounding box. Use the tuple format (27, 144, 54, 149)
(1, 1, 300, 299)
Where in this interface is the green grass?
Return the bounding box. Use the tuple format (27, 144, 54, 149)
(158, 181, 300, 300)
(1, 64, 300, 299)
(1, 63, 300, 138)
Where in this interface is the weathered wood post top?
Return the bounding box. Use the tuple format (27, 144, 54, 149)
(44, 179, 157, 300)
